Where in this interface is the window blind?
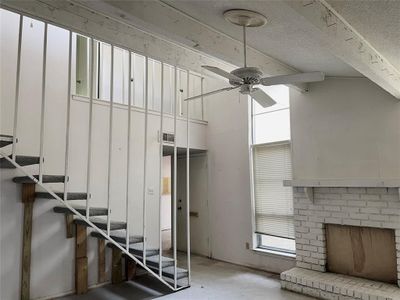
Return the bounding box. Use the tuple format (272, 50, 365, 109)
(253, 142, 294, 239)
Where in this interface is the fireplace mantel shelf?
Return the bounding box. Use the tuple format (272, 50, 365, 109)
(283, 179, 400, 188)
(284, 179, 400, 202)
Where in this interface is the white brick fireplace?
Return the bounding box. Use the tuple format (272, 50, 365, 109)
(281, 186, 400, 300)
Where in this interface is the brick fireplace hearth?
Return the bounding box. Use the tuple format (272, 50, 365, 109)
(281, 186, 400, 300)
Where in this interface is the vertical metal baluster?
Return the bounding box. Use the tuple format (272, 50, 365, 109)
(158, 63, 164, 277)
(38, 23, 48, 183)
(186, 71, 191, 286)
(173, 66, 178, 289)
(106, 45, 115, 236)
(12, 15, 23, 160)
(200, 77, 204, 121)
(86, 38, 94, 217)
(64, 31, 73, 203)
(142, 57, 149, 264)
(126, 51, 132, 251)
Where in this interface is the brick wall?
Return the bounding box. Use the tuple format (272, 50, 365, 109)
(293, 187, 400, 286)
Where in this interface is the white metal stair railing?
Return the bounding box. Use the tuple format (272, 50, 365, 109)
(1, 10, 191, 292)
(0, 153, 179, 291)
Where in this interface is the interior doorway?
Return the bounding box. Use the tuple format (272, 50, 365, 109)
(176, 152, 209, 257)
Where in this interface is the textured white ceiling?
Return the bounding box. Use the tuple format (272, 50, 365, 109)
(327, 0, 400, 71)
(162, 0, 362, 77)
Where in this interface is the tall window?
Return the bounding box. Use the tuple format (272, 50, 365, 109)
(250, 85, 295, 255)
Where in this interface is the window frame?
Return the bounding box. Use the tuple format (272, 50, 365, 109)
(249, 96, 295, 257)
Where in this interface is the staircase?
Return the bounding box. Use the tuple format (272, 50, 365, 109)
(0, 9, 191, 298)
(0, 134, 188, 293)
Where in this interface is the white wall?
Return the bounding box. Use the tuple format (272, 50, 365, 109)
(290, 78, 400, 181)
(0, 10, 207, 300)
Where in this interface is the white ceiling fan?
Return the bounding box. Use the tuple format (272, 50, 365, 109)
(185, 9, 325, 108)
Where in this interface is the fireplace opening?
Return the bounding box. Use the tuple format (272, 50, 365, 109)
(326, 224, 397, 284)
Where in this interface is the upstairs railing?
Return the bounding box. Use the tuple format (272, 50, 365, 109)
(3, 9, 196, 291)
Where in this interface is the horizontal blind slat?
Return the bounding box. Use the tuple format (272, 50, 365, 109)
(253, 143, 294, 239)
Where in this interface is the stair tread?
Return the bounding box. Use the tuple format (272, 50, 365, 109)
(0, 134, 13, 148)
(76, 217, 127, 230)
(91, 230, 143, 244)
(103, 239, 159, 257)
(160, 266, 188, 279)
(53, 205, 108, 216)
(145, 255, 174, 268)
(0, 155, 40, 168)
(35, 192, 87, 200)
(13, 175, 65, 183)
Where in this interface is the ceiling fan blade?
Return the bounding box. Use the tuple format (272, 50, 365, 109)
(202, 66, 243, 83)
(185, 86, 240, 102)
(260, 71, 325, 86)
(250, 88, 276, 108)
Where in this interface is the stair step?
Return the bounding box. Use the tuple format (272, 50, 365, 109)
(145, 255, 174, 269)
(53, 205, 108, 216)
(75, 217, 127, 231)
(0, 155, 40, 169)
(102, 239, 159, 257)
(159, 266, 188, 280)
(91, 230, 143, 244)
(128, 243, 160, 258)
(35, 192, 87, 200)
(0, 134, 13, 148)
(13, 175, 66, 184)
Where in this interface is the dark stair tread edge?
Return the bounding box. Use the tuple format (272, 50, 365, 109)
(103, 240, 159, 257)
(53, 205, 108, 216)
(91, 230, 143, 243)
(0, 141, 13, 147)
(0, 155, 40, 168)
(13, 175, 66, 183)
(35, 192, 87, 200)
(0, 134, 13, 139)
(75, 217, 127, 230)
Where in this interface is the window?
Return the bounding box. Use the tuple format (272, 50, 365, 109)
(73, 35, 206, 120)
(250, 85, 295, 255)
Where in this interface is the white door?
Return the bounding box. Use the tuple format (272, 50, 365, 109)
(176, 154, 209, 257)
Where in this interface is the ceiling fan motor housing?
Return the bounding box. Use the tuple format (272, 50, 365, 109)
(230, 67, 263, 86)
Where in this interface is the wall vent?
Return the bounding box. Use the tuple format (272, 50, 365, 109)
(162, 132, 175, 144)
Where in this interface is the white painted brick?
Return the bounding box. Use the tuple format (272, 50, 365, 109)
(304, 256, 319, 264)
(303, 245, 318, 252)
(367, 201, 388, 208)
(310, 239, 324, 247)
(347, 187, 366, 194)
(348, 200, 367, 207)
(383, 222, 400, 229)
(349, 213, 369, 220)
(367, 188, 388, 194)
(381, 208, 399, 215)
(325, 217, 342, 224)
(311, 252, 325, 259)
(297, 262, 311, 269)
(341, 193, 361, 200)
(360, 207, 380, 214)
(369, 214, 389, 221)
(342, 219, 361, 226)
(297, 250, 311, 257)
(324, 206, 342, 212)
(360, 194, 381, 201)
(361, 221, 382, 228)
